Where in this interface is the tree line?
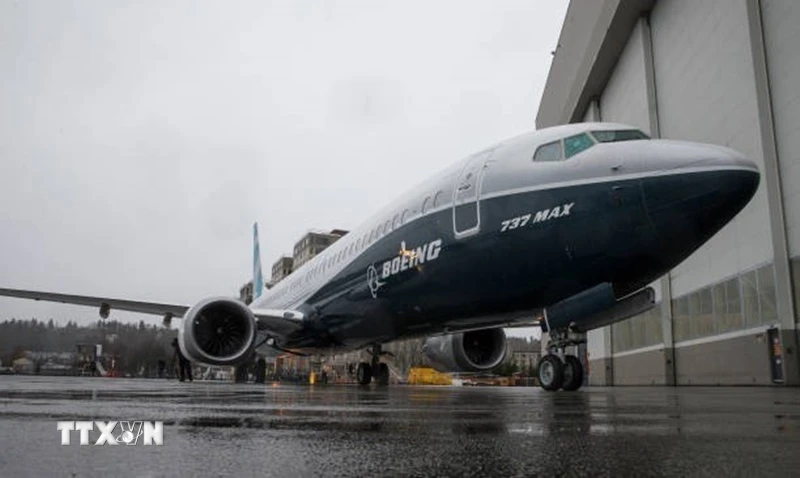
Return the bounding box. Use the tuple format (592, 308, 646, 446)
(0, 318, 177, 376)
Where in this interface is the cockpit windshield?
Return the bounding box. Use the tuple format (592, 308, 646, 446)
(590, 129, 650, 143)
(564, 133, 594, 159)
(532, 128, 651, 163)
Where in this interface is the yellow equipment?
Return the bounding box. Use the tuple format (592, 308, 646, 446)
(407, 367, 452, 385)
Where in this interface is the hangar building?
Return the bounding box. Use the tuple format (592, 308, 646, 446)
(537, 0, 799, 386)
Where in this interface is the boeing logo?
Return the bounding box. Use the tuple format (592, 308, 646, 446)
(382, 239, 442, 279)
(366, 264, 385, 299)
(366, 239, 443, 298)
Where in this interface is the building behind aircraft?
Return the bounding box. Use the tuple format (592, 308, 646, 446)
(538, 0, 800, 386)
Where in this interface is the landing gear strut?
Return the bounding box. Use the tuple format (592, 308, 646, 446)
(537, 327, 586, 392)
(356, 344, 390, 386)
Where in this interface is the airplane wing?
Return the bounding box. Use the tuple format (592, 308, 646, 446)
(0, 287, 304, 337)
(0, 287, 189, 318)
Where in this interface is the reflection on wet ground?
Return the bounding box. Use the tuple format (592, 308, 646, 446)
(1, 376, 799, 476)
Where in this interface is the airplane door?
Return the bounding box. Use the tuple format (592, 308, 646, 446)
(453, 149, 493, 238)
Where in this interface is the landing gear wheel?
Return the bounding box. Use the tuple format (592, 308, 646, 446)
(356, 362, 372, 385)
(376, 363, 390, 386)
(537, 355, 564, 391)
(561, 355, 584, 391)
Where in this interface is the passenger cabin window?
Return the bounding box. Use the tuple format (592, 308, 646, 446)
(433, 190, 444, 208)
(564, 133, 594, 159)
(591, 129, 649, 143)
(533, 140, 562, 162)
(421, 196, 431, 214)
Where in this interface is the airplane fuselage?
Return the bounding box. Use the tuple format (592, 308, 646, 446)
(254, 123, 759, 353)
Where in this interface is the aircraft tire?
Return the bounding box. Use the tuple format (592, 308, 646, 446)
(537, 354, 564, 391)
(376, 363, 390, 386)
(561, 355, 584, 391)
(356, 362, 372, 385)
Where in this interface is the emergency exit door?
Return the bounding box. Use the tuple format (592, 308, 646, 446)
(453, 150, 492, 238)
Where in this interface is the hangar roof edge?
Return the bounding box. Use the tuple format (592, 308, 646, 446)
(536, 0, 655, 129)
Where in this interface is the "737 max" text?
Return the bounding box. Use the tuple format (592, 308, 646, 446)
(499, 202, 575, 232)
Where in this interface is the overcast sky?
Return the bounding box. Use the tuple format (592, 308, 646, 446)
(0, 0, 568, 334)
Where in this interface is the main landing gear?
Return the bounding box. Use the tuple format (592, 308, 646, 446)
(537, 328, 586, 392)
(356, 344, 390, 386)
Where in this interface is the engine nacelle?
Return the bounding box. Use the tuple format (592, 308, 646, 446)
(423, 328, 507, 373)
(180, 297, 257, 366)
(542, 282, 656, 333)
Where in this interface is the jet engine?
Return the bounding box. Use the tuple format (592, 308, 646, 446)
(423, 328, 507, 373)
(180, 297, 257, 366)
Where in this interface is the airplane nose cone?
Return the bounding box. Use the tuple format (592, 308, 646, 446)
(695, 144, 760, 205)
(644, 139, 758, 172)
(702, 143, 759, 172)
(638, 142, 759, 267)
(710, 164, 760, 209)
(600, 140, 760, 295)
(695, 143, 760, 199)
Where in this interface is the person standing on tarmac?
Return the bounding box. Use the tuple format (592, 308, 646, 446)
(171, 338, 193, 382)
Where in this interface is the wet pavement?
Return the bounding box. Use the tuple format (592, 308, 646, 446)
(1, 376, 799, 477)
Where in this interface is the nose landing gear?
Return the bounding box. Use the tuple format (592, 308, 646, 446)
(537, 355, 564, 391)
(537, 328, 586, 391)
(561, 355, 585, 391)
(356, 344, 391, 386)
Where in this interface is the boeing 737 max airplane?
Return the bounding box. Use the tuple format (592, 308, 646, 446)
(0, 122, 760, 391)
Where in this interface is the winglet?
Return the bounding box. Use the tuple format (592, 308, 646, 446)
(253, 222, 265, 299)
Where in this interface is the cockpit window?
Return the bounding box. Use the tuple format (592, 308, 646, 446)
(533, 140, 562, 162)
(591, 129, 650, 143)
(564, 133, 595, 159)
